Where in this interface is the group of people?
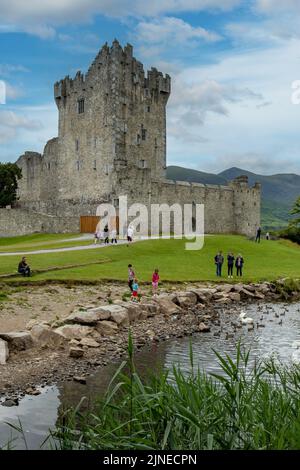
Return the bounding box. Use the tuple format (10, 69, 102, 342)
(214, 252, 244, 278)
(94, 225, 134, 246)
(128, 264, 160, 301)
(94, 225, 118, 245)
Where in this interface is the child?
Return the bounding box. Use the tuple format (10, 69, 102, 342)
(152, 269, 160, 296)
(131, 279, 139, 302)
(94, 231, 99, 245)
(128, 264, 135, 292)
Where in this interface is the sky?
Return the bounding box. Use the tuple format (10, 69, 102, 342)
(1, 0, 300, 175)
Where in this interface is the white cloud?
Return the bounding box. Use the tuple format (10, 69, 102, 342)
(255, 0, 300, 14)
(166, 38, 300, 175)
(0, 110, 42, 144)
(135, 17, 222, 47)
(0, 64, 29, 77)
(0, 0, 240, 37)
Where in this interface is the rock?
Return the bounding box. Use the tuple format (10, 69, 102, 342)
(190, 288, 214, 302)
(95, 320, 119, 336)
(123, 303, 143, 322)
(55, 325, 94, 340)
(0, 339, 9, 365)
(69, 347, 84, 358)
(73, 376, 87, 384)
(139, 302, 161, 317)
(228, 292, 241, 302)
(240, 288, 255, 299)
(31, 325, 66, 348)
(198, 323, 210, 333)
(175, 292, 198, 308)
(243, 284, 256, 292)
(253, 291, 265, 300)
(26, 319, 40, 330)
(215, 297, 231, 304)
(146, 329, 156, 340)
(79, 337, 100, 348)
(154, 296, 182, 316)
(216, 285, 233, 294)
(1, 399, 18, 407)
(64, 308, 110, 325)
(0, 332, 33, 352)
(212, 292, 227, 300)
(98, 305, 129, 326)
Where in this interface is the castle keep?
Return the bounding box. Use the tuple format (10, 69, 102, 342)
(9, 40, 260, 236)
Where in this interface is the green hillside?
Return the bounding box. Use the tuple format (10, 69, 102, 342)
(167, 166, 300, 229)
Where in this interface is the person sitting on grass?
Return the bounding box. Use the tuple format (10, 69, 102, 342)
(152, 268, 160, 296)
(18, 257, 31, 277)
(131, 279, 139, 302)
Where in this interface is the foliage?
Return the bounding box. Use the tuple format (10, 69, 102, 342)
(49, 342, 300, 451)
(279, 226, 300, 245)
(0, 163, 22, 208)
(289, 196, 300, 228)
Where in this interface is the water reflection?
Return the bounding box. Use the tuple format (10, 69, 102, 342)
(1, 302, 300, 449)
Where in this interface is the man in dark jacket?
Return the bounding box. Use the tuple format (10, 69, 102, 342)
(235, 254, 244, 277)
(255, 227, 262, 243)
(18, 257, 31, 277)
(214, 251, 224, 277)
(227, 252, 235, 278)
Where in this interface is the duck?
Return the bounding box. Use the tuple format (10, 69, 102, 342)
(239, 311, 254, 325)
(278, 319, 283, 326)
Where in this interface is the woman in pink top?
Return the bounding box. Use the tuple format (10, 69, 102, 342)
(152, 269, 160, 296)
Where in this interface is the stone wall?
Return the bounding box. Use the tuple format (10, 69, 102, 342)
(0, 208, 79, 237)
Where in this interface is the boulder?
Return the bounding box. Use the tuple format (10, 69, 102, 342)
(154, 296, 182, 316)
(228, 292, 241, 302)
(73, 376, 87, 384)
(79, 337, 100, 348)
(31, 325, 66, 348)
(253, 291, 265, 300)
(214, 297, 231, 305)
(243, 284, 256, 293)
(64, 308, 110, 325)
(69, 347, 84, 358)
(240, 288, 255, 299)
(139, 302, 161, 318)
(175, 292, 198, 308)
(124, 303, 143, 322)
(0, 332, 33, 352)
(98, 305, 129, 326)
(55, 325, 94, 340)
(190, 288, 214, 302)
(216, 285, 233, 294)
(95, 320, 119, 336)
(212, 292, 227, 300)
(198, 323, 210, 333)
(0, 339, 9, 365)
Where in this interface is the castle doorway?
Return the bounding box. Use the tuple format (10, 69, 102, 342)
(80, 216, 100, 233)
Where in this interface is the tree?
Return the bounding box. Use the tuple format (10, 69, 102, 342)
(0, 163, 22, 208)
(289, 196, 300, 228)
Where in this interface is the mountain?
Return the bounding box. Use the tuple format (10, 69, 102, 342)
(166, 166, 300, 229)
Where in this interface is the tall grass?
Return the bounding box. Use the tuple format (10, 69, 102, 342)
(49, 340, 300, 450)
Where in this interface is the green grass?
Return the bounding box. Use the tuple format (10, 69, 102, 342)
(0, 235, 299, 283)
(48, 341, 300, 450)
(0, 233, 85, 252)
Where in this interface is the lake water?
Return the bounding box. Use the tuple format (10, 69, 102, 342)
(1, 301, 300, 450)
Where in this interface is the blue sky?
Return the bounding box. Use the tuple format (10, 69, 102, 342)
(1, 0, 300, 175)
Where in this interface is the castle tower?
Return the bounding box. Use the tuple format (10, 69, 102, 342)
(53, 40, 171, 204)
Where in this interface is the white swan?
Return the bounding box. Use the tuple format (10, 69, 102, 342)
(239, 311, 254, 325)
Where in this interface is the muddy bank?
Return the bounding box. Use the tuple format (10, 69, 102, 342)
(0, 280, 299, 405)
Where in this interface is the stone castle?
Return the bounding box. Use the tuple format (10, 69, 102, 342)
(6, 40, 260, 236)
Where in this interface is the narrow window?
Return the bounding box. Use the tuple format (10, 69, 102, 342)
(77, 99, 85, 114)
(114, 198, 119, 208)
(75, 139, 79, 151)
(105, 164, 109, 175)
(137, 134, 141, 145)
(142, 128, 147, 140)
(76, 161, 80, 171)
(94, 138, 97, 148)
(48, 163, 51, 170)
(140, 160, 147, 169)
(93, 160, 97, 170)
(147, 106, 151, 113)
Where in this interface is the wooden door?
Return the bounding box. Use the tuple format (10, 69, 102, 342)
(80, 216, 101, 233)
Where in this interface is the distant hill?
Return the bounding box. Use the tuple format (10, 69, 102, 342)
(166, 166, 300, 229)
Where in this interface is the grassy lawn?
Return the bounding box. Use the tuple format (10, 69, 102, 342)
(0, 234, 299, 283)
(0, 233, 86, 252)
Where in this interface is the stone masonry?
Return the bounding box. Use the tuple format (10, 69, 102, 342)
(10, 40, 260, 236)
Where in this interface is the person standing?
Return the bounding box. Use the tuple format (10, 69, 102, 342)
(266, 232, 270, 240)
(111, 228, 118, 244)
(255, 227, 262, 243)
(18, 257, 31, 277)
(152, 268, 160, 296)
(214, 251, 224, 277)
(227, 252, 235, 279)
(127, 225, 134, 246)
(235, 254, 244, 277)
(104, 225, 110, 244)
(131, 279, 139, 302)
(128, 264, 135, 292)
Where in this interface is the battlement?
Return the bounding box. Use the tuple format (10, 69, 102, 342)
(54, 40, 171, 105)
